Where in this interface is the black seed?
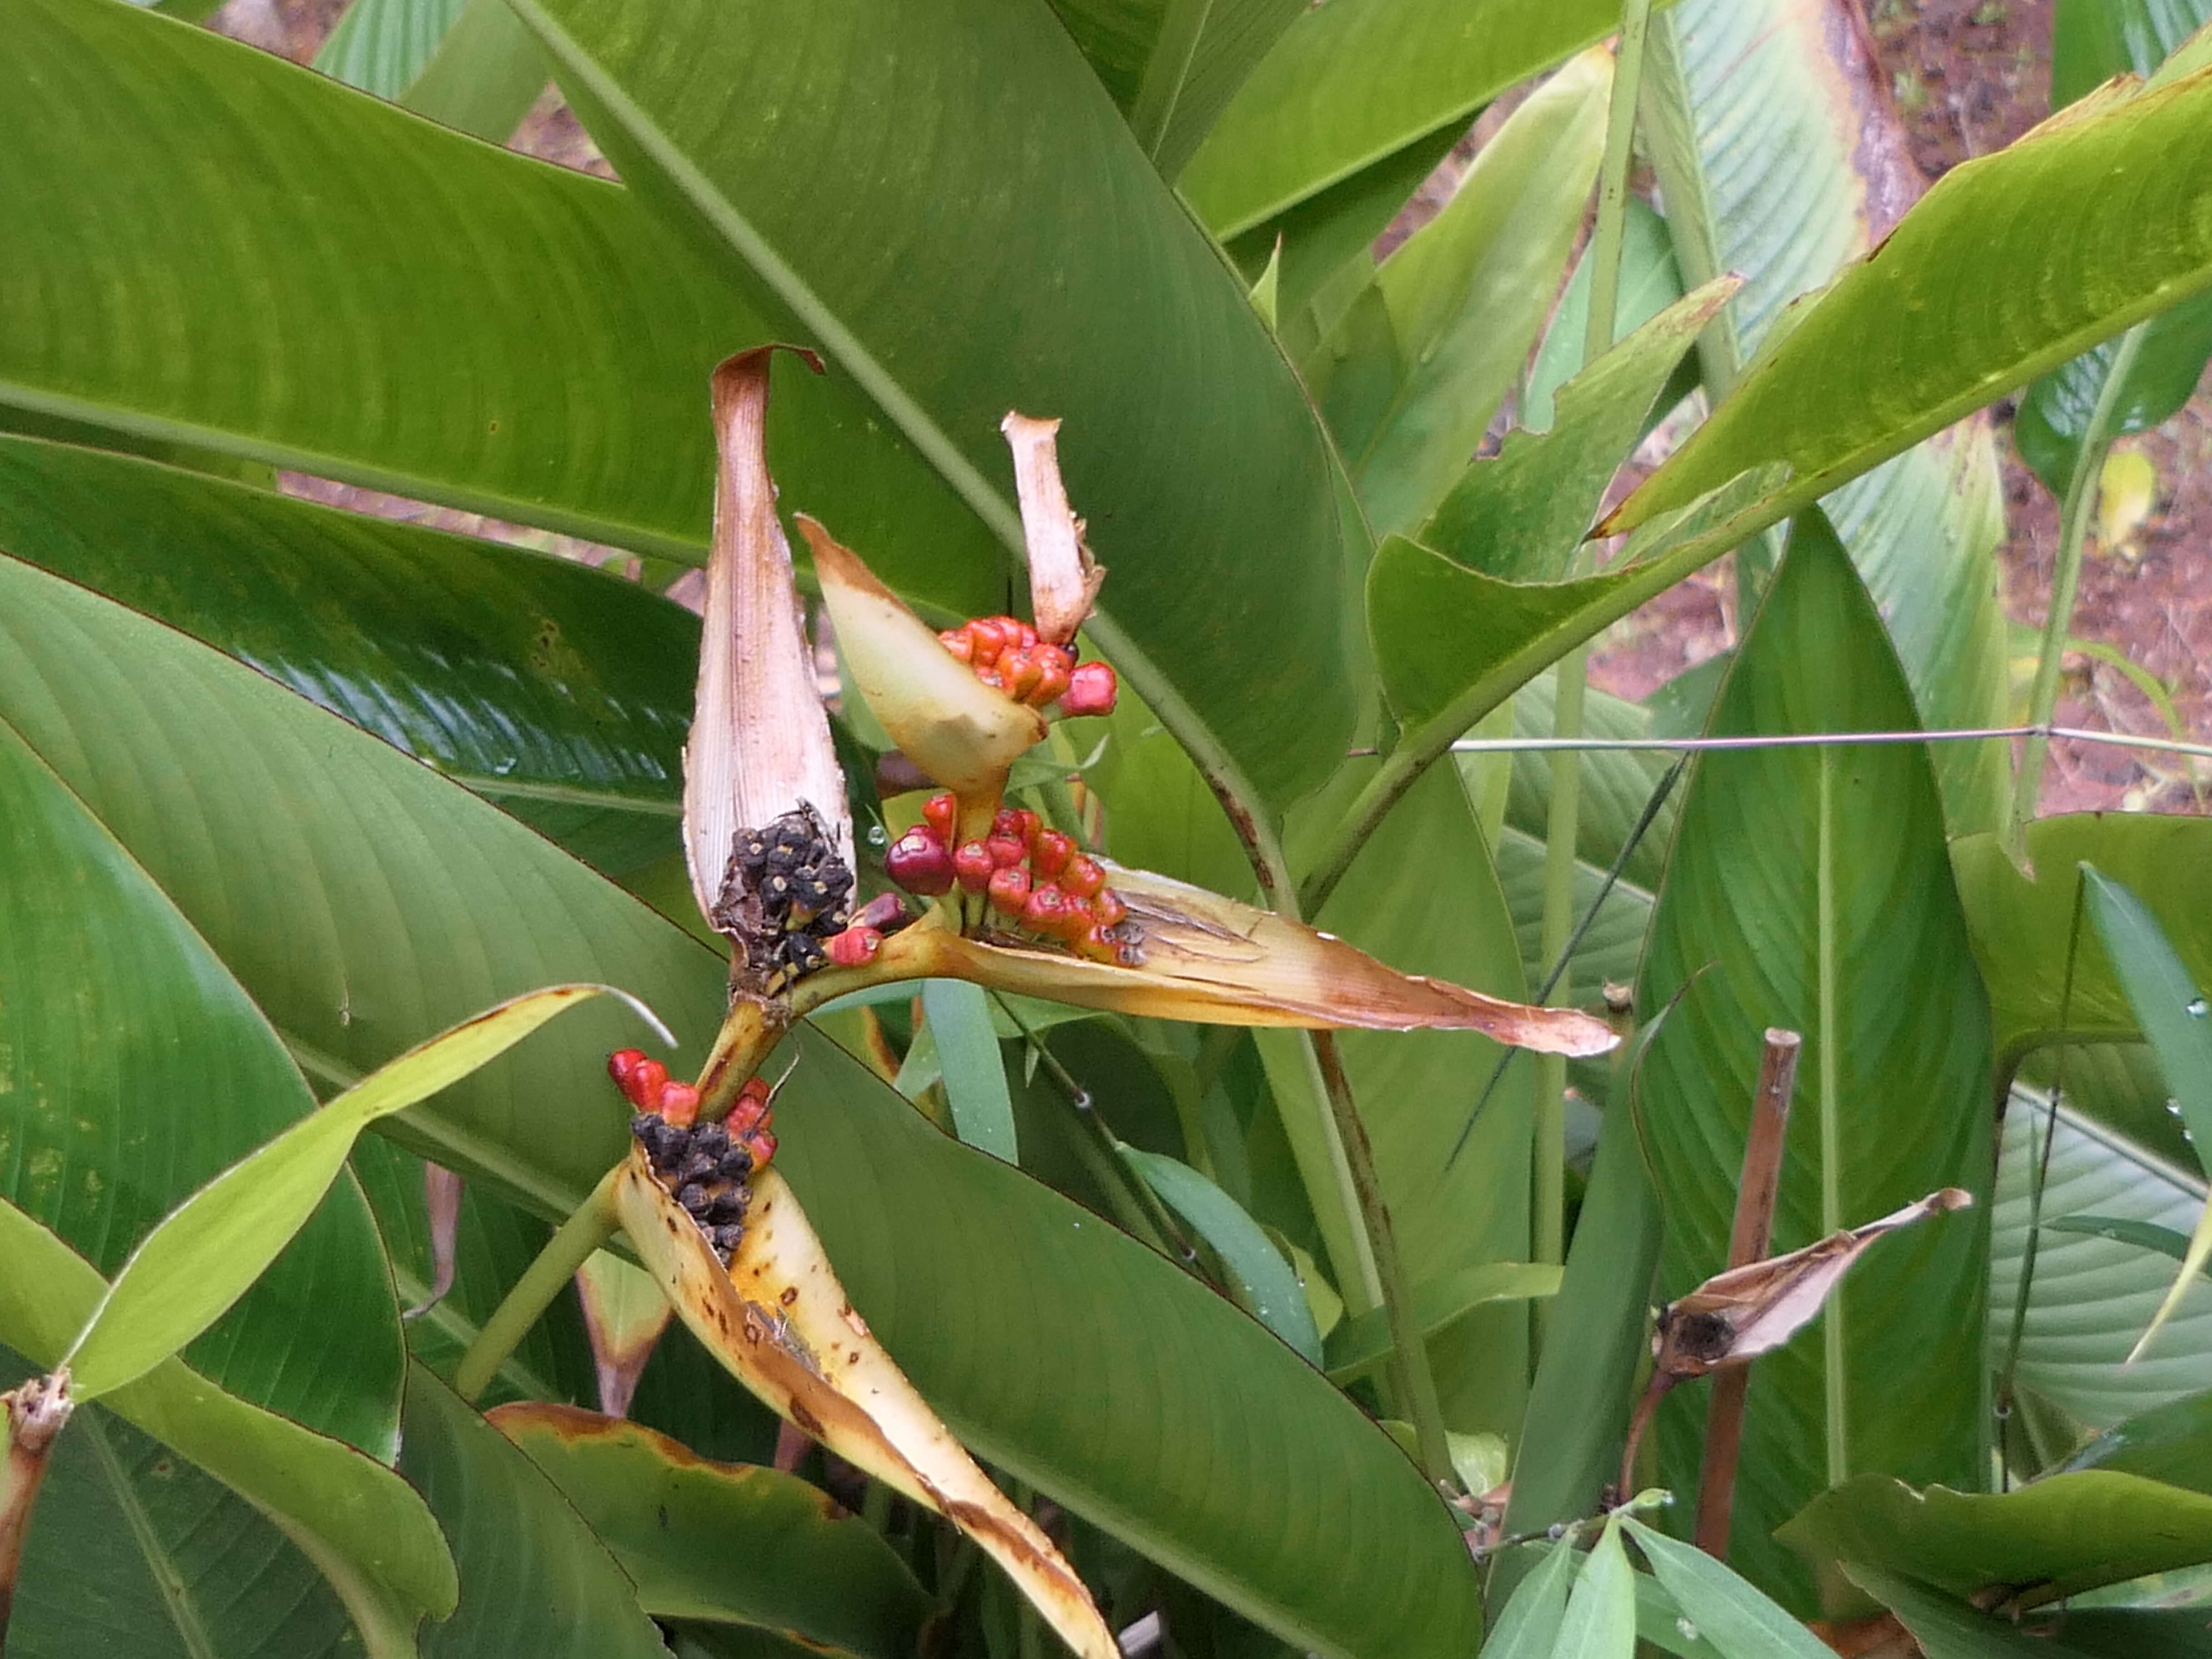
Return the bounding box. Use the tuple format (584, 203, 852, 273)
(713, 1223, 746, 1254)
(706, 1188, 748, 1224)
(718, 1146, 755, 1181)
(690, 1122, 729, 1159)
(676, 1148, 719, 1186)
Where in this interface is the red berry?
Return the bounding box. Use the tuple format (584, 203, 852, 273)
(937, 627, 974, 663)
(967, 618, 1008, 666)
(1013, 809, 1041, 845)
(1000, 648, 1042, 700)
(1011, 618, 1039, 650)
(886, 828, 955, 896)
(975, 668, 1008, 692)
(853, 890, 911, 932)
(1090, 889, 1128, 929)
(658, 1081, 701, 1127)
(608, 1048, 646, 1086)
(1036, 643, 1074, 677)
(991, 807, 1026, 840)
(1022, 883, 1070, 933)
(953, 840, 997, 892)
(827, 925, 884, 967)
(985, 835, 1028, 868)
(1030, 664, 1070, 707)
(740, 1128, 778, 1169)
(627, 1057, 669, 1110)
(1031, 829, 1074, 879)
(923, 793, 956, 838)
(728, 1078, 772, 1137)
(1061, 855, 1106, 900)
(1060, 661, 1118, 717)
(987, 865, 1032, 917)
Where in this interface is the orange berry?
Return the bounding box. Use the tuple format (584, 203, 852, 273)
(937, 627, 974, 663)
(1090, 889, 1128, 929)
(827, 925, 883, 967)
(1076, 924, 1119, 962)
(1031, 829, 1073, 880)
(1022, 883, 1071, 933)
(1061, 855, 1106, 900)
(627, 1057, 669, 1110)
(658, 1081, 701, 1127)
(975, 667, 1008, 692)
(967, 618, 1008, 665)
(985, 835, 1028, 868)
(608, 1048, 646, 1086)
(1001, 648, 1042, 699)
(1030, 659, 1071, 706)
(923, 793, 956, 837)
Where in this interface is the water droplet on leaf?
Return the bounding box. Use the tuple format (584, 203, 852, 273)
(2187, 997, 2208, 1018)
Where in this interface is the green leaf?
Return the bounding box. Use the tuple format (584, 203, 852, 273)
(397, 1364, 671, 1659)
(0, 649, 402, 1453)
(1782, 1471, 2212, 1609)
(1554, 1518, 1636, 1659)
(1640, 0, 2011, 833)
(2081, 867, 2212, 1357)
(2046, 1214, 2204, 1266)
(1619, 1519, 1834, 1659)
(924, 979, 1020, 1163)
(1321, 1262, 1558, 1382)
(318, 0, 549, 143)
(1607, 58, 2212, 546)
(1, 1350, 358, 1659)
(2016, 295, 2212, 497)
(1119, 1146, 1324, 1367)
(1479, 1538, 1578, 1659)
(0, 436, 696, 879)
(1413, 276, 1736, 580)
(1841, 1568, 2092, 1659)
(0, 555, 1478, 1659)
(1993, 1088, 2212, 1429)
(2061, 1387, 2212, 1495)
(1955, 816, 2212, 1075)
(1522, 196, 1688, 431)
(1262, 764, 1540, 1438)
(0, 0, 998, 612)
(1306, 45, 1611, 537)
(0, 1199, 457, 1650)
(2052, 0, 2212, 111)
(1634, 515, 1992, 1612)
(492, 1403, 936, 1656)
(1182, 0, 1633, 239)
(513, 0, 1361, 807)
(65, 985, 639, 1402)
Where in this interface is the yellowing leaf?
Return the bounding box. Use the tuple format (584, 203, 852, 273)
(612, 1152, 1116, 1659)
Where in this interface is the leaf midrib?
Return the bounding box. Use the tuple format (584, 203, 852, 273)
(85, 1410, 223, 1659)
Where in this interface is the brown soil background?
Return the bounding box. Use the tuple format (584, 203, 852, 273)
(210, 0, 2208, 814)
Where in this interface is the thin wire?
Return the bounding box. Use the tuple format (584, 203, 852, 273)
(1372, 725, 2212, 762)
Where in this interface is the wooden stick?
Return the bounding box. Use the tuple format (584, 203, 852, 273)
(1694, 1029, 1802, 1557)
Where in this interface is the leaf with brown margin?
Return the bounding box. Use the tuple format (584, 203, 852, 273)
(489, 1402, 935, 1658)
(801, 516, 1047, 799)
(684, 349, 855, 930)
(872, 867, 1617, 1053)
(610, 1150, 1116, 1659)
(1000, 412, 1105, 645)
(574, 1252, 673, 1419)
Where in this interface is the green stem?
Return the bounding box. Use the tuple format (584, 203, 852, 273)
(1816, 751, 1848, 1486)
(2010, 323, 2147, 849)
(455, 1164, 622, 1404)
(1584, 0, 1655, 367)
(1312, 1033, 1452, 1489)
(1533, 657, 1588, 1305)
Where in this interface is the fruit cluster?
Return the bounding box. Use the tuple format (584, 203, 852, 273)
(615, 1055, 778, 1267)
(884, 794, 1143, 965)
(711, 805, 859, 991)
(936, 615, 1118, 717)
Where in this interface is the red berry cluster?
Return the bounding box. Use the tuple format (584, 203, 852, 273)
(884, 794, 1142, 964)
(937, 615, 1118, 717)
(608, 1047, 701, 1126)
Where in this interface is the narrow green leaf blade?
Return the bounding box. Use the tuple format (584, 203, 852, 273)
(1621, 1518, 1833, 1659)
(924, 979, 1019, 1163)
(2045, 1213, 2199, 1263)
(1634, 514, 1993, 1612)
(492, 1403, 935, 1657)
(1120, 1147, 1324, 1366)
(1553, 1518, 1636, 1659)
(67, 985, 636, 1401)
(1481, 1538, 1579, 1659)
(2081, 866, 2212, 1357)
(1841, 1568, 2091, 1659)
(1321, 1263, 1558, 1382)
(1609, 61, 2212, 538)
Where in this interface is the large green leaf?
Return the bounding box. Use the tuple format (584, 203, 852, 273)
(1953, 815, 2212, 1074)
(1, 1350, 357, 1659)
(1262, 764, 1538, 1438)
(0, 435, 695, 878)
(1181, 0, 1632, 239)
(2063, 1387, 2212, 1494)
(0, 0, 996, 613)
(513, 0, 1360, 807)
(1640, 0, 2011, 833)
(2053, 1, 2212, 113)
(0, 551, 1479, 1659)
(1608, 58, 2212, 546)
(1992, 1088, 2212, 1428)
(1634, 516, 1992, 1613)
(0, 1202, 457, 1652)
(317, 0, 549, 143)
(1307, 45, 1610, 538)
(0, 655, 402, 1452)
(397, 1364, 671, 1659)
(493, 1403, 935, 1656)
(1781, 1470, 2212, 1609)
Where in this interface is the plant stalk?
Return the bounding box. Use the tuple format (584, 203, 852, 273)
(1694, 1029, 1801, 1558)
(1312, 1032, 1452, 1488)
(1, 1370, 73, 1647)
(1816, 751, 1848, 1486)
(455, 1164, 622, 1404)
(2009, 322, 2147, 853)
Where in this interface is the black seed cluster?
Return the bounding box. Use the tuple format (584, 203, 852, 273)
(712, 805, 856, 991)
(632, 1111, 754, 1265)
